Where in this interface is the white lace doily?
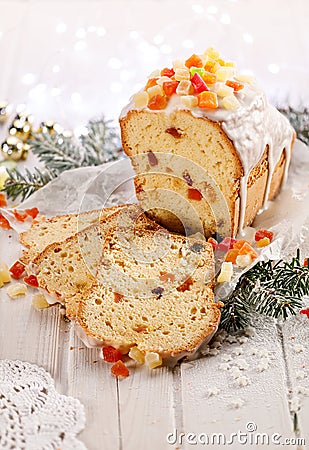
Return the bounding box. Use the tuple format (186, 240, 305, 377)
(0, 360, 87, 450)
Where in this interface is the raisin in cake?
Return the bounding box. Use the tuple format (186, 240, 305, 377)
(119, 47, 295, 238)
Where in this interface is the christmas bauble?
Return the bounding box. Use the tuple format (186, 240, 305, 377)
(0, 101, 11, 124)
(1, 136, 29, 161)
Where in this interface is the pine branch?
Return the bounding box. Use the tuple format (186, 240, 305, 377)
(2, 167, 56, 202)
(278, 106, 309, 146)
(220, 251, 308, 332)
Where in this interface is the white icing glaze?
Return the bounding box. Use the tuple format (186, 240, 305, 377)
(120, 80, 295, 232)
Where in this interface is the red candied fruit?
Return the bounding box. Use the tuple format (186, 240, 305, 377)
(13, 210, 28, 222)
(103, 346, 123, 363)
(162, 81, 179, 97)
(304, 258, 308, 267)
(185, 54, 203, 69)
(191, 73, 208, 94)
(24, 275, 39, 287)
(9, 261, 26, 279)
(148, 95, 167, 110)
(0, 213, 11, 229)
(217, 237, 237, 251)
(0, 193, 7, 207)
(187, 188, 203, 201)
(25, 207, 39, 219)
(207, 237, 218, 251)
(255, 229, 274, 242)
(147, 150, 158, 166)
(111, 360, 130, 378)
(161, 67, 175, 78)
(300, 308, 309, 318)
(226, 80, 244, 91)
(145, 78, 158, 90)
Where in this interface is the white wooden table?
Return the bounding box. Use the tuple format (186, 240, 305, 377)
(0, 1, 308, 449)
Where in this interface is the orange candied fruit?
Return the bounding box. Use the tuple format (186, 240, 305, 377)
(0, 193, 7, 207)
(161, 67, 175, 78)
(204, 59, 219, 73)
(13, 210, 28, 222)
(163, 80, 179, 97)
(159, 272, 175, 283)
(177, 277, 194, 292)
(225, 248, 240, 264)
(233, 239, 250, 250)
(187, 188, 203, 200)
(9, 261, 25, 279)
(226, 80, 244, 91)
(103, 346, 123, 363)
(202, 71, 217, 85)
(111, 360, 130, 378)
(197, 91, 218, 109)
(25, 207, 39, 219)
(0, 213, 11, 229)
(148, 94, 167, 110)
(185, 54, 203, 69)
(145, 78, 158, 90)
(238, 242, 258, 259)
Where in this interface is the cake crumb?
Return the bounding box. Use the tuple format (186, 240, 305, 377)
(230, 397, 245, 409)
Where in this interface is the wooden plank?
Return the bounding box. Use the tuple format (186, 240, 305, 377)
(118, 363, 176, 450)
(180, 318, 297, 450)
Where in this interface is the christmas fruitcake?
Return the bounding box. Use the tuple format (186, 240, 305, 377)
(119, 47, 295, 238)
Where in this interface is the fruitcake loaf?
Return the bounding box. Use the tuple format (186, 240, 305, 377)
(120, 47, 295, 238)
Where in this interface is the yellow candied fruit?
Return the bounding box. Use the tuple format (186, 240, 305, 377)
(32, 293, 50, 310)
(176, 80, 192, 95)
(148, 69, 161, 79)
(129, 346, 145, 364)
(216, 67, 235, 82)
(222, 94, 240, 110)
(174, 67, 190, 81)
(0, 263, 11, 284)
(235, 73, 254, 83)
(147, 84, 164, 98)
(145, 352, 162, 369)
(7, 282, 27, 298)
(215, 84, 234, 98)
(205, 47, 220, 60)
(256, 237, 271, 248)
(156, 76, 172, 86)
(180, 95, 198, 109)
(217, 262, 233, 283)
(224, 61, 236, 68)
(133, 91, 149, 108)
(236, 254, 252, 268)
(0, 279, 3, 288)
(204, 59, 220, 74)
(172, 59, 186, 70)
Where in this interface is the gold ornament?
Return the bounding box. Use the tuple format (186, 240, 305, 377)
(1, 136, 29, 161)
(0, 101, 11, 123)
(14, 110, 34, 125)
(38, 120, 63, 135)
(9, 119, 32, 141)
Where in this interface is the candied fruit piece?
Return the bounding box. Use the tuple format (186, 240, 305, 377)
(174, 67, 190, 81)
(147, 150, 158, 166)
(185, 54, 203, 68)
(224, 61, 236, 68)
(151, 286, 164, 297)
(111, 360, 129, 378)
(133, 91, 149, 108)
(7, 283, 27, 298)
(103, 346, 123, 363)
(216, 67, 235, 82)
(13, 210, 28, 222)
(238, 242, 258, 259)
(172, 59, 186, 70)
(0, 263, 11, 283)
(207, 237, 218, 251)
(163, 80, 179, 97)
(176, 80, 192, 95)
(236, 254, 252, 268)
(190, 67, 205, 77)
(202, 71, 217, 85)
(0, 193, 7, 207)
(25, 207, 39, 219)
(215, 84, 234, 98)
(181, 95, 198, 109)
(161, 67, 175, 77)
(0, 213, 11, 229)
(148, 69, 160, 78)
(235, 73, 254, 83)
(256, 237, 271, 248)
(177, 277, 194, 292)
(147, 84, 164, 98)
(222, 95, 240, 110)
(145, 78, 158, 90)
(114, 292, 124, 303)
(217, 237, 238, 251)
(129, 346, 145, 364)
(225, 248, 240, 264)
(24, 275, 39, 287)
(304, 258, 308, 267)
(148, 94, 167, 110)
(255, 229, 274, 242)
(205, 47, 220, 60)
(226, 80, 244, 91)
(145, 352, 162, 369)
(188, 188, 203, 200)
(233, 239, 250, 250)
(10, 261, 25, 279)
(156, 76, 172, 86)
(32, 293, 50, 310)
(217, 262, 233, 283)
(159, 272, 175, 283)
(204, 59, 219, 73)
(198, 91, 218, 109)
(300, 308, 309, 318)
(191, 73, 208, 94)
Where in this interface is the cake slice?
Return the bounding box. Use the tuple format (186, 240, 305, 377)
(119, 47, 295, 238)
(76, 226, 220, 364)
(31, 204, 160, 318)
(19, 205, 126, 264)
